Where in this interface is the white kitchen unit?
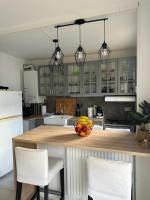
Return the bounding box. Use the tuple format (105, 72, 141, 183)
(24, 70, 44, 104)
(44, 115, 73, 126)
(0, 91, 23, 177)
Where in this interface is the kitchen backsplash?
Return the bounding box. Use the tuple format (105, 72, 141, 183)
(46, 96, 135, 120)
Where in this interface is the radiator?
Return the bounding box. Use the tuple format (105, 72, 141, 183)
(66, 147, 133, 200)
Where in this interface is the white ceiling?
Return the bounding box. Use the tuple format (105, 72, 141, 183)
(0, 0, 137, 60)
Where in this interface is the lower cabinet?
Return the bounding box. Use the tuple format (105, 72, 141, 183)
(23, 118, 44, 132)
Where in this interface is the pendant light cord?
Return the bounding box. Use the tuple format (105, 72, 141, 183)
(104, 19, 106, 42)
(57, 27, 59, 46)
(79, 25, 81, 46)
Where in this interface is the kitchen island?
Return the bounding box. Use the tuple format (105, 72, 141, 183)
(13, 125, 150, 200)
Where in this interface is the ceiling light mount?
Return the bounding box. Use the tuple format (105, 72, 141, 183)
(55, 17, 108, 28)
(74, 19, 85, 25)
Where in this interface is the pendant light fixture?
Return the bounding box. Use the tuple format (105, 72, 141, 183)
(74, 19, 86, 66)
(53, 17, 110, 66)
(54, 27, 64, 62)
(98, 19, 111, 59)
(49, 39, 64, 72)
(49, 27, 64, 72)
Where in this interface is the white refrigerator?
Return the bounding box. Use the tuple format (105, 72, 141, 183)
(0, 91, 23, 177)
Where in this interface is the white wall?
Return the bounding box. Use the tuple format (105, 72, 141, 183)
(136, 1, 150, 200)
(137, 0, 150, 104)
(0, 52, 25, 90)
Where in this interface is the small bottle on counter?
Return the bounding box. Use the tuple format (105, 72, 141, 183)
(42, 99, 47, 115)
(76, 104, 81, 117)
(93, 105, 97, 118)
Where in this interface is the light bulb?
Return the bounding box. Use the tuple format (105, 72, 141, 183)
(78, 51, 83, 60)
(102, 49, 108, 57)
(56, 51, 61, 60)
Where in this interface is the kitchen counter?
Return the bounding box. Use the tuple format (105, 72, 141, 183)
(12, 126, 150, 200)
(13, 125, 150, 157)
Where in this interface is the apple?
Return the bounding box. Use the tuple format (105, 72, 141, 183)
(86, 127, 92, 135)
(75, 127, 81, 133)
(82, 126, 88, 132)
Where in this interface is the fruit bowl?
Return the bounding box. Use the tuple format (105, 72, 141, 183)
(75, 116, 94, 137)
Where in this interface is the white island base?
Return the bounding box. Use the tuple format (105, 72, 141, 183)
(38, 144, 134, 200)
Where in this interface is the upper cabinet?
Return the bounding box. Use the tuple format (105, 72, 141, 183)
(38, 65, 66, 96)
(118, 57, 136, 95)
(50, 67, 66, 96)
(67, 63, 81, 96)
(100, 59, 118, 95)
(38, 56, 136, 97)
(38, 65, 50, 96)
(82, 61, 98, 95)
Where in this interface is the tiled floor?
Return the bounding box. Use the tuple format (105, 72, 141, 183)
(0, 172, 15, 200)
(0, 172, 60, 200)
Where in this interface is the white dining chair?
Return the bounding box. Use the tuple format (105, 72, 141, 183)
(15, 147, 64, 200)
(87, 157, 132, 200)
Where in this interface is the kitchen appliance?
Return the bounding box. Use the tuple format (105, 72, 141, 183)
(103, 119, 134, 132)
(88, 107, 93, 118)
(96, 106, 103, 117)
(0, 91, 23, 177)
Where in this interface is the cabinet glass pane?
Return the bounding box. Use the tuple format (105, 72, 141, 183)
(100, 59, 117, 94)
(52, 70, 65, 95)
(68, 64, 80, 95)
(39, 66, 50, 96)
(118, 57, 136, 94)
(108, 83, 116, 93)
(101, 84, 107, 93)
(83, 62, 97, 94)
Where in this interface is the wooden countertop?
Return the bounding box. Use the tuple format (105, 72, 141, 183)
(13, 125, 150, 157)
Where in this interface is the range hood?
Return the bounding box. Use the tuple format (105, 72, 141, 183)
(105, 96, 136, 102)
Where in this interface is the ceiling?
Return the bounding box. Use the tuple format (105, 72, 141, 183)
(0, 0, 137, 60)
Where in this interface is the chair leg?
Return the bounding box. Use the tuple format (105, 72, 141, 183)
(44, 185, 48, 200)
(16, 181, 22, 200)
(60, 168, 64, 200)
(88, 195, 93, 200)
(37, 186, 40, 200)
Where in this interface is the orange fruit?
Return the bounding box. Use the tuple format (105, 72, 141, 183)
(76, 123, 82, 129)
(80, 131, 86, 137)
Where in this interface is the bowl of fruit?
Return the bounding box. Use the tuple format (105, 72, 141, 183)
(75, 116, 94, 137)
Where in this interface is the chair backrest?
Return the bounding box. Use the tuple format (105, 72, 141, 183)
(15, 147, 49, 187)
(87, 157, 132, 200)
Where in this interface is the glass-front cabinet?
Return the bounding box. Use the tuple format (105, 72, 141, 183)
(38, 57, 136, 96)
(100, 59, 118, 94)
(50, 68, 65, 96)
(38, 65, 65, 96)
(82, 61, 98, 95)
(67, 63, 81, 96)
(118, 57, 136, 95)
(38, 65, 50, 96)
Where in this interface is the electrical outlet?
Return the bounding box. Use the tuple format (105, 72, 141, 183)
(124, 107, 132, 112)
